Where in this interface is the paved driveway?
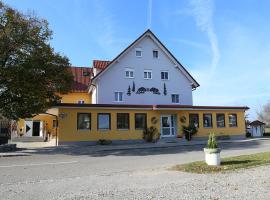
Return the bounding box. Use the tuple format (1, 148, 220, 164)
(1, 139, 270, 199)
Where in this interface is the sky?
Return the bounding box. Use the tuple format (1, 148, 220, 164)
(4, 0, 270, 120)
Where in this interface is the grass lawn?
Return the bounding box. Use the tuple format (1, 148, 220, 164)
(172, 151, 270, 174)
(265, 128, 270, 133)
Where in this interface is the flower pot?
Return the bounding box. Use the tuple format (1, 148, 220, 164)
(204, 148, 221, 166)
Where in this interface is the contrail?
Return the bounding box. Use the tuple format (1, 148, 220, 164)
(147, 0, 152, 29)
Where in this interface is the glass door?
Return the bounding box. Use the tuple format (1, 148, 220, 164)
(161, 115, 175, 137)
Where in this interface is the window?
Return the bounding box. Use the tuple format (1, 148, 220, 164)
(216, 114, 225, 128)
(203, 114, 212, 128)
(125, 69, 134, 78)
(153, 50, 159, 58)
(98, 113, 111, 130)
(77, 113, 91, 130)
(229, 114, 237, 127)
(114, 92, 123, 102)
(78, 100, 85, 104)
(135, 48, 142, 57)
(161, 71, 169, 80)
(83, 71, 90, 76)
(171, 94, 180, 103)
(135, 113, 147, 129)
(53, 120, 58, 128)
(144, 70, 152, 79)
(117, 113, 129, 129)
(189, 114, 199, 128)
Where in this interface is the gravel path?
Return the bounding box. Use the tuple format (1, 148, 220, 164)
(1, 165, 270, 200)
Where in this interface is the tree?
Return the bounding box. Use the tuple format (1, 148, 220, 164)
(257, 102, 270, 127)
(0, 2, 73, 120)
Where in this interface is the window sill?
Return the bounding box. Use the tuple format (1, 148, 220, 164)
(203, 127, 213, 129)
(117, 129, 130, 131)
(77, 129, 91, 131)
(98, 129, 111, 131)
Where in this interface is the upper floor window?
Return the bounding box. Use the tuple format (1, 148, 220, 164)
(78, 100, 85, 104)
(114, 91, 123, 102)
(229, 114, 237, 127)
(171, 94, 180, 103)
(153, 50, 159, 58)
(203, 114, 212, 128)
(125, 69, 134, 78)
(135, 48, 142, 57)
(144, 70, 152, 79)
(216, 114, 225, 128)
(161, 71, 169, 80)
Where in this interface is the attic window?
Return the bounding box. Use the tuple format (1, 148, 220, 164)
(135, 48, 142, 57)
(83, 71, 90, 76)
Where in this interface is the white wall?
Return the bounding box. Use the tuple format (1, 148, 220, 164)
(95, 36, 193, 105)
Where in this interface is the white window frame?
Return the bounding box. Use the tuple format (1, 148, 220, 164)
(78, 100, 85, 104)
(144, 70, 152, 79)
(125, 68, 134, 78)
(135, 48, 142, 57)
(114, 91, 123, 102)
(171, 94, 180, 103)
(153, 50, 159, 59)
(161, 70, 169, 80)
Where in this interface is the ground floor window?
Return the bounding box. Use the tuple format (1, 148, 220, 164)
(117, 113, 129, 129)
(216, 114, 225, 128)
(189, 114, 199, 128)
(98, 113, 111, 130)
(203, 114, 212, 128)
(77, 113, 91, 130)
(229, 114, 237, 127)
(135, 113, 147, 129)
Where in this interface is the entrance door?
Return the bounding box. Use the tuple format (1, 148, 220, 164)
(32, 121, 40, 136)
(161, 115, 175, 137)
(24, 120, 33, 137)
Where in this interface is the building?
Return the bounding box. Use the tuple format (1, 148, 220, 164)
(17, 30, 249, 144)
(249, 120, 265, 137)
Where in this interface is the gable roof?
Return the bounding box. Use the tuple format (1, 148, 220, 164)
(93, 60, 111, 70)
(70, 67, 93, 92)
(91, 29, 200, 89)
(249, 120, 266, 126)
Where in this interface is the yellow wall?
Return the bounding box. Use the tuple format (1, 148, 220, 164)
(18, 109, 59, 137)
(59, 92, 91, 104)
(58, 107, 246, 142)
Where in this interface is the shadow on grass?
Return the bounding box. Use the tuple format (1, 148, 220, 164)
(221, 160, 253, 165)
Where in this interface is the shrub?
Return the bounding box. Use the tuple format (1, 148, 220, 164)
(97, 139, 112, 145)
(207, 132, 218, 149)
(143, 126, 160, 143)
(182, 125, 198, 141)
(246, 131, 252, 138)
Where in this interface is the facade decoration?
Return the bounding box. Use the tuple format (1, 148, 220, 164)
(136, 87, 160, 95)
(163, 83, 167, 96)
(132, 81, 135, 92)
(127, 85, 131, 96)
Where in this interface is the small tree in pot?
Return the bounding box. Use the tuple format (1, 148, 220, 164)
(204, 132, 221, 166)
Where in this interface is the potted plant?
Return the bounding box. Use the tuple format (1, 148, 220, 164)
(204, 132, 221, 166)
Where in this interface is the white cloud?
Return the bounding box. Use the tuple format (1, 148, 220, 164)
(189, 0, 220, 75)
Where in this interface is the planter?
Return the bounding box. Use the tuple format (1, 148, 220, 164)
(204, 148, 221, 166)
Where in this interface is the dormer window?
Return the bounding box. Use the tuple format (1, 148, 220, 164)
(83, 71, 90, 76)
(125, 68, 134, 78)
(78, 100, 85, 104)
(153, 50, 159, 58)
(135, 48, 142, 57)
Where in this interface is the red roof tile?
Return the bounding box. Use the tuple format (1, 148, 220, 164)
(70, 67, 93, 92)
(93, 60, 111, 70)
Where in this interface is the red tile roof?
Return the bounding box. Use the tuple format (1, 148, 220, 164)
(70, 67, 93, 92)
(93, 60, 111, 70)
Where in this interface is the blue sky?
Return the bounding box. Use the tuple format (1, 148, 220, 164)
(4, 0, 270, 119)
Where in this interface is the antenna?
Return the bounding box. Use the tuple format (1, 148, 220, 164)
(147, 0, 152, 29)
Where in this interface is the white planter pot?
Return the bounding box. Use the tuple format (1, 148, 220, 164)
(204, 148, 221, 166)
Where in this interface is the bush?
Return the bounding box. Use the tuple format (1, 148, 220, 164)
(182, 125, 198, 141)
(207, 132, 218, 149)
(97, 139, 112, 145)
(143, 126, 160, 143)
(246, 131, 252, 138)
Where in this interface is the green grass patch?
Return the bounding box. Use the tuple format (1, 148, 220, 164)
(172, 151, 270, 174)
(265, 128, 270, 134)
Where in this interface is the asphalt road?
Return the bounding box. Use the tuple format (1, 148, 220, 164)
(1, 139, 270, 200)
